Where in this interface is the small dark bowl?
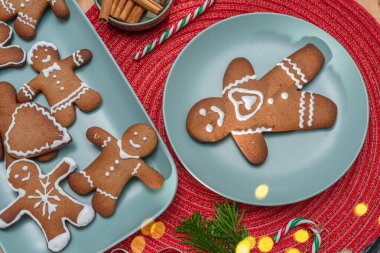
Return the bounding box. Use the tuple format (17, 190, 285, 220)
(94, 0, 173, 31)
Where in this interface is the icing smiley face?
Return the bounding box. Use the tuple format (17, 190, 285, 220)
(27, 41, 60, 72)
(121, 124, 158, 158)
(186, 97, 229, 142)
(7, 160, 40, 190)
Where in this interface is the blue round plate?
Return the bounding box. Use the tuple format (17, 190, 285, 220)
(163, 13, 368, 205)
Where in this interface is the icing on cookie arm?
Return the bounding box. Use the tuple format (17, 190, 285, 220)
(17, 77, 42, 102)
(49, 0, 70, 19)
(63, 49, 92, 69)
(86, 127, 115, 148)
(0, 198, 25, 228)
(133, 162, 164, 190)
(48, 158, 76, 183)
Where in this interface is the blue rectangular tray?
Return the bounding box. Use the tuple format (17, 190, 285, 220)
(0, 2, 178, 253)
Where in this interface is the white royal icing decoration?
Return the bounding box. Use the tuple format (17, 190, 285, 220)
(101, 137, 111, 148)
(308, 92, 315, 127)
(27, 41, 57, 65)
(20, 3, 24, 8)
(50, 83, 89, 114)
(283, 58, 308, 83)
(281, 92, 289, 99)
(228, 88, 264, 121)
(267, 98, 274, 105)
(133, 131, 138, 136)
(0, 0, 15, 14)
(143, 137, 147, 141)
(42, 62, 61, 78)
(129, 139, 141, 149)
(105, 172, 110, 177)
(0, 21, 26, 68)
(22, 166, 28, 171)
(210, 106, 224, 127)
(41, 55, 51, 63)
(4, 103, 71, 158)
(231, 127, 273, 135)
(28, 178, 60, 220)
(110, 166, 115, 171)
(199, 108, 206, 116)
(14, 174, 19, 179)
(115, 160, 120, 165)
(299, 91, 307, 128)
(79, 171, 93, 188)
(117, 140, 140, 160)
(222, 75, 257, 94)
(96, 189, 117, 200)
(17, 13, 36, 30)
(20, 83, 34, 100)
(206, 124, 213, 133)
(72, 51, 84, 66)
(277, 61, 303, 89)
(131, 163, 142, 176)
(21, 172, 30, 182)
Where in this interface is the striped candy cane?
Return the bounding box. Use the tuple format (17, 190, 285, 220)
(273, 217, 322, 253)
(134, 0, 215, 60)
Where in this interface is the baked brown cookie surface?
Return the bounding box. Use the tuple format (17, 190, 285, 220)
(0, 82, 71, 167)
(17, 41, 102, 127)
(187, 44, 337, 164)
(0, 158, 95, 252)
(68, 124, 164, 217)
(0, 21, 25, 69)
(0, 0, 70, 40)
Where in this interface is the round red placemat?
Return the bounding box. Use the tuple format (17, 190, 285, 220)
(86, 0, 380, 252)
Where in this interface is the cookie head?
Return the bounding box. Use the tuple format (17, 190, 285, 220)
(27, 41, 59, 71)
(187, 98, 229, 142)
(7, 160, 40, 190)
(121, 124, 158, 158)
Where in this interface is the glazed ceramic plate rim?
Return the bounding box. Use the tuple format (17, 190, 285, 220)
(0, 2, 178, 253)
(163, 12, 369, 205)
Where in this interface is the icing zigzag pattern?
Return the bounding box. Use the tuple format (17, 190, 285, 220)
(222, 75, 257, 94)
(0, 0, 15, 14)
(17, 13, 37, 29)
(96, 189, 117, 200)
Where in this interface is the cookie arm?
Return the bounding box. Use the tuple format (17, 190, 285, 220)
(63, 49, 92, 70)
(86, 127, 115, 148)
(232, 132, 268, 165)
(0, 198, 25, 228)
(50, 0, 70, 19)
(17, 77, 41, 102)
(48, 157, 76, 184)
(133, 162, 164, 190)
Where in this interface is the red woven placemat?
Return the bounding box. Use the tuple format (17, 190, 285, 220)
(86, 1, 380, 252)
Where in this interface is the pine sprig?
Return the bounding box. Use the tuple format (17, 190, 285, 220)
(175, 201, 249, 252)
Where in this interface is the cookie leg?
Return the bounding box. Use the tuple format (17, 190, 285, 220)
(41, 219, 70, 252)
(92, 190, 118, 217)
(35, 150, 59, 163)
(64, 200, 94, 227)
(52, 105, 77, 127)
(14, 12, 40, 40)
(232, 132, 268, 164)
(68, 171, 96, 195)
(75, 88, 102, 112)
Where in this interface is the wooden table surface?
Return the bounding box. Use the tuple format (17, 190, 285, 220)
(0, 1, 378, 253)
(78, 0, 380, 22)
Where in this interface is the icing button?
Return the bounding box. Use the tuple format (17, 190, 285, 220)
(60, 87, 64, 91)
(105, 172, 110, 177)
(110, 166, 115, 171)
(115, 160, 120, 165)
(20, 3, 25, 8)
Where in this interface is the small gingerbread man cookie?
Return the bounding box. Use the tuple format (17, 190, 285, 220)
(187, 44, 337, 164)
(17, 41, 102, 127)
(0, 158, 95, 252)
(68, 124, 164, 217)
(0, 21, 25, 69)
(0, 81, 71, 167)
(0, 0, 70, 40)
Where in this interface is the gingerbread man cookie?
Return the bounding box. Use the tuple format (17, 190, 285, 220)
(68, 124, 164, 217)
(0, 158, 95, 252)
(0, 0, 69, 40)
(17, 41, 102, 127)
(187, 44, 337, 164)
(0, 82, 71, 167)
(0, 21, 25, 69)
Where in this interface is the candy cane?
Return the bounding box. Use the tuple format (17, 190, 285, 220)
(134, 0, 215, 60)
(273, 217, 321, 253)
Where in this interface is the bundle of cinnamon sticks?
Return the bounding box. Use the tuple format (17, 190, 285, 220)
(99, 0, 165, 23)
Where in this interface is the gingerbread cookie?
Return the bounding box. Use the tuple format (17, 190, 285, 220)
(17, 41, 102, 127)
(0, 0, 69, 40)
(0, 82, 71, 167)
(187, 44, 337, 164)
(68, 124, 164, 217)
(0, 21, 25, 69)
(0, 158, 95, 252)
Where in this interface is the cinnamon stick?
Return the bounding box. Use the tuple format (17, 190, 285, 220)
(132, 0, 162, 15)
(126, 5, 145, 23)
(99, 0, 113, 23)
(119, 0, 135, 21)
(111, 0, 120, 16)
(113, 0, 127, 18)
